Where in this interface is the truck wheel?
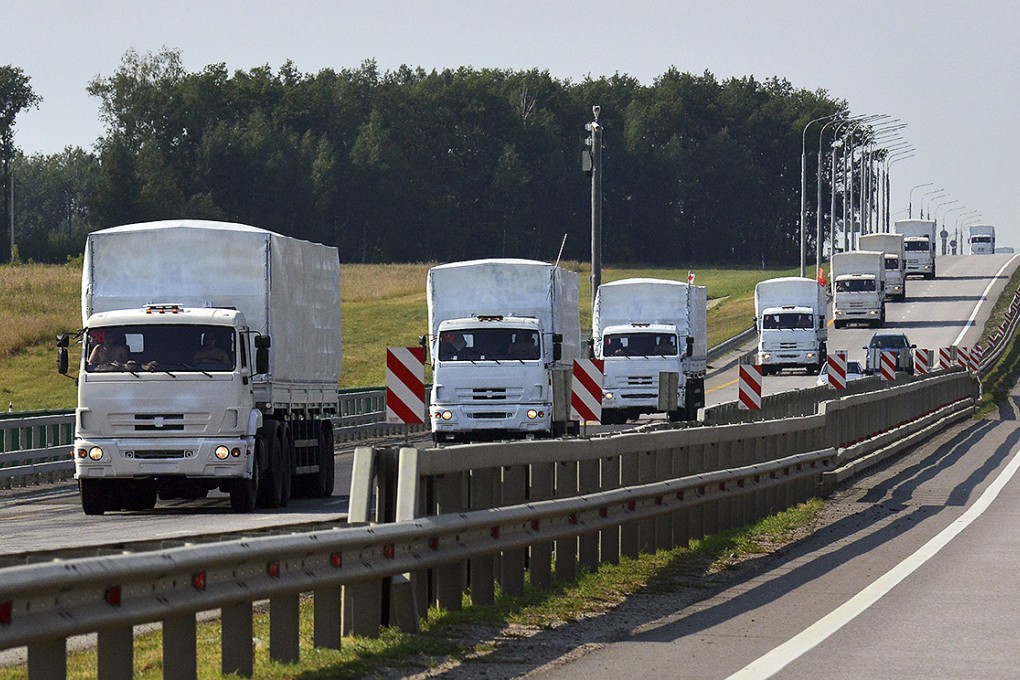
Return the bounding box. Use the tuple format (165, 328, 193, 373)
(230, 452, 259, 513)
(278, 423, 293, 508)
(257, 421, 284, 509)
(79, 479, 107, 515)
(314, 424, 336, 497)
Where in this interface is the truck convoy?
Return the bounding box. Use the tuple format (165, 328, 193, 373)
(830, 250, 886, 328)
(426, 259, 582, 442)
(859, 233, 907, 302)
(893, 219, 938, 279)
(753, 277, 828, 375)
(59, 220, 342, 515)
(592, 278, 708, 423)
(969, 225, 996, 254)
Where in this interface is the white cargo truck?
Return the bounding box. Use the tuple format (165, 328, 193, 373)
(426, 259, 582, 442)
(831, 250, 886, 328)
(893, 219, 937, 279)
(592, 278, 707, 423)
(58, 220, 342, 515)
(859, 233, 907, 302)
(754, 277, 828, 375)
(969, 225, 996, 254)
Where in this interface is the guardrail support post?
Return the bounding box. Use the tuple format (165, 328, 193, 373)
(555, 460, 579, 583)
(671, 446, 690, 550)
(98, 626, 133, 680)
(637, 451, 656, 553)
(654, 449, 673, 550)
(163, 614, 197, 680)
(600, 455, 621, 564)
(619, 452, 639, 559)
(578, 457, 600, 571)
(28, 639, 66, 679)
(222, 602, 254, 677)
(469, 467, 496, 605)
(434, 471, 467, 611)
(314, 586, 342, 650)
(529, 462, 554, 588)
(500, 464, 527, 594)
(270, 593, 300, 664)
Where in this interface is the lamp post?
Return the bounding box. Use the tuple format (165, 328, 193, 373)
(882, 146, 914, 232)
(799, 114, 840, 277)
(959, 214, 982, 255)
(940, 205, 967, 254)
(908, 182, 934, 219)
(920, 188, 947, 219)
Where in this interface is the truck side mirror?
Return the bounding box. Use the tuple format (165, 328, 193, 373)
(56, 334, 69, 375)
(586, 338, 595, 359)
(254, 335, 271, 375)
(552, 333, 563, 361)
(686, 336, 694, 357)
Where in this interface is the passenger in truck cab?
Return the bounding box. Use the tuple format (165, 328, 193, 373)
(87, 331, 129, 370)
(193, 332, 230, 364)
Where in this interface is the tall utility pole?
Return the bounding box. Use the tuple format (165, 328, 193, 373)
(586, 106, 603, 310)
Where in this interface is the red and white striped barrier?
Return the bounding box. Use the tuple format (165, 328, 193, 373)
(738, 364, 762, 410)
(827, 351, 847, 390)
(956, 346, 970, 370)
(880, 350, 897, 381)
(939, 346, 954, 370)
(913, 348, 932, 375)
(570, 359, 605, 423)
(386, 346, 426, 425)
(970, 346, 982, 372)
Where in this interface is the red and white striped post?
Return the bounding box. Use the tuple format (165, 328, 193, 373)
(571, 359, 605, 424)
(970, 346, 982, 372)
(738, 363, 762, 410)
(939, 346, 954, 370)
(827, 351, 847, 390)
(913, 348, 931, 375)
(386, 347, 426, 425)
(880, 350, 897, 381)
(956, 346, 970, 371)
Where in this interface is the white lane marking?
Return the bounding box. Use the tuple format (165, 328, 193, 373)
(953, 254, 1020, 346)
(728, 429, 1020, 679)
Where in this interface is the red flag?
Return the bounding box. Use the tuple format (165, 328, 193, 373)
(688, 271, 695, 284)
(817, 267, 827, 287)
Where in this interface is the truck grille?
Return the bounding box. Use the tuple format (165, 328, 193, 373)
(466, 412, 511, 420)
(128, 450, 194, 460)
(625, 376, 654, 386)
(456, 387, 525, 401)
(106, 413, 211, 435)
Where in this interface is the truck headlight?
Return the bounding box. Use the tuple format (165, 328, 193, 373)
(527, 409, 539, 419)
(88, 446, 104, 461)
(806, 352, 816, 359)
(868, 310, 878, 315)
(604, 391, 614, 400)
(760, 353, 771, 361)
(441, 410, 453, 421)
(215, 445, 230, 460)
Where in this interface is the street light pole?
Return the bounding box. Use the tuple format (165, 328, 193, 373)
(920, 188, 947, 220)
(908, 182, 934, 219)
(800, 113, 838, 276)
(585, 106, 602, 310)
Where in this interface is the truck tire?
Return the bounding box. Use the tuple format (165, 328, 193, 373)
(230, 449, 259, 513)
(79, 479, 107, 515)
(257, 421, 284, 509)
(279, 423, 293, 508)
(313, 423, 336, 498)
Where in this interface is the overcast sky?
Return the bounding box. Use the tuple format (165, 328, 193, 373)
(4, 0, 1019, 249)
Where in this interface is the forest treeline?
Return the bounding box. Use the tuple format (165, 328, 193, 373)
(10, 49, 844, 266)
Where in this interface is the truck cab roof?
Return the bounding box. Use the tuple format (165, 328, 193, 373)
(86, 306, 244, 328)
(438, 315, 541, 330)
(602, 322, 678, 335)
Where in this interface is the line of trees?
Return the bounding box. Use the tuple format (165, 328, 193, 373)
(7, 50, 845, 266)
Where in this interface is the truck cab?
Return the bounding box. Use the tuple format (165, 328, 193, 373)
(429, 315, 567, 442)
(66, 305, 263, 512)
(598, 322, 685, 422)
(757, 305, 826, 375)
(833, 274, 884, 327)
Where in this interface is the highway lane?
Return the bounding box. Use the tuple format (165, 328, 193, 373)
(532, 379, 1020, 680)
(704, 253, 1019, 405)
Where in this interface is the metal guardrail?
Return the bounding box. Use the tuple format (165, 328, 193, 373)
(0, 388, 420, 489)
(0, 368, 978, 679)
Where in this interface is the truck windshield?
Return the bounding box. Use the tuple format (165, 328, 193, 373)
(604, 332, 677, 357)
(904, 241, 930, 252)
(438, 328, 540, 361)
(835, 279, 876, 293)
(761, 313, 814, 330)
(85, 325, 236, 373)
(972, 236, 992, 243)
(884, 258, 899, 270)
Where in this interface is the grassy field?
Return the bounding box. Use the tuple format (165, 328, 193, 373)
(0, 261, 800, 411)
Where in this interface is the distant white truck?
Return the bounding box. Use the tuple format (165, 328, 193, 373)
(426, 259, 582, 442)
(754, 277, 828, 375)
(893, 219, 938, 279)
(59, 221, 342, 515)
(831, 250, 886, 328)
(859, 233, 907, 302)
(969, 225, 996, 254)
(593, 278, 708, 423)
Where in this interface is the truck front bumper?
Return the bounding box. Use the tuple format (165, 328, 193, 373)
(758, 350, 821, 367)
(73, 436, 253, 479)
(430, 403, 552, 436)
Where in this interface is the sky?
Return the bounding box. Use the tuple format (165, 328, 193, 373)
(4, 0, 1019, 250)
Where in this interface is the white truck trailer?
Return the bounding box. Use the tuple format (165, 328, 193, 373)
(893, 219, 938, 279)
(754, 277, 828, 375)
(592, 278, 708, 423)
(969, 225, 996, 254)
(831, 250, 887, 328)
(58, 220, 342, 515)
(426, 259, 582, 442)
(859, 233, 907, 302)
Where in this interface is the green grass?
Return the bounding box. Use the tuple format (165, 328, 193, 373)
(0, 499, 823, 679)
(0, 261, 799, 411)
